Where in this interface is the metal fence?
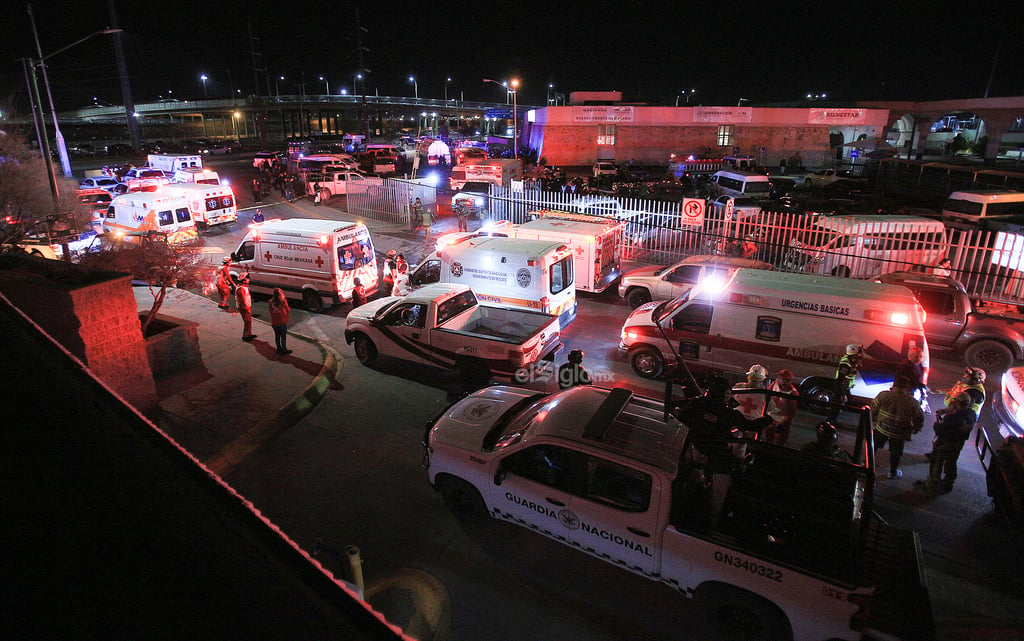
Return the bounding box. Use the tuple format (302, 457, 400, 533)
(346, 180, 1024, 309)
(345, 176, 438, 227)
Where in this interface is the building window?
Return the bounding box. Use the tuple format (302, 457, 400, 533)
(598, 124, 616, 146)
(717, 125, 734, 147)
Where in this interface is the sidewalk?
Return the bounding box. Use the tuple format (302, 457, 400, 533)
(135, 285, 338, 476)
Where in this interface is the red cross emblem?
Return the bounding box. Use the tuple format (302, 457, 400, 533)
(315, 255, 324, 269)
(264, 250, 273, 262)
(574, 245, 585, 257)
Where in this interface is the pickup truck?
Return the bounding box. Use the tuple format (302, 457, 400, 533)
(877, 271, 1024, 372)
(344, 283, 561, 388)
(305, 170, 376, 199)
(424, 384, 934, 641)
(799, 168, 868, 189)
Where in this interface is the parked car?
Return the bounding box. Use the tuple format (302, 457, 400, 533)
(618, 254, 773, 308)
(80, 176, 121, 192)
(209, 141, 240, 155)
(709, 195, 762, 221)
(451, 181, 491, 219)
(104, 143, 134, 156)
(592, 161, 617, 178)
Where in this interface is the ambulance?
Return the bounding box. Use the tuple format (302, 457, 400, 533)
(619, 268, 930, 404)
(229, 218, 378, 313)
(406, 236, 576, 326)
(161, 182, 237, 229)
(102, 192, 199, 246)
(511, 210, 624, 293)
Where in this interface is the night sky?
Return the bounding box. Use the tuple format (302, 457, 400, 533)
(2, 0, 1023, 115)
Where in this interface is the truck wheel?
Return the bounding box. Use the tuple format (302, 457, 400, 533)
(625, 288, 652, 309)
(799, 377, 836, 413)
(302, 289, 324, 313)
(439, 477, 488, 522)
(803, 178, 813, 188)
(696, 583, 793, 641)
(457, 358, 491, 392)
(965, 340, 1014, 373)
(831, 265, 851, 278)
(353, 334, 378, 366)
(629, 347, 664, 378)
(320, 187, 332, 199)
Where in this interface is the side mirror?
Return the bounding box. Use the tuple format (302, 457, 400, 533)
(230, 252, 238, 262)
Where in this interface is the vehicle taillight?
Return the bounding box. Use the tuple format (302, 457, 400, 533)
(540, 296, 550, 311)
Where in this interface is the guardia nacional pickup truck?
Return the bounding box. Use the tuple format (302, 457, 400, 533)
(423, 383, 934, 641)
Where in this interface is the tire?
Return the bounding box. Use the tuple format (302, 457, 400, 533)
(799, 377, 837, 413)
(302, 289, 324, 313)
(353, 334, 378, 366)
(457, 358, 491, 392)
(439, 477, 488, 522)
(625, 287, 653, 309)
(831, 265, 851, 278)
(803, 178, 813, 188)
(965, 340, 1014, 373)
(320, 187, 331, 199)
(629, 347, 664, 379)
(696, 583, 793, 641)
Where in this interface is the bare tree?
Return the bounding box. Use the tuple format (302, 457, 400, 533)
(0, 127, 90, 256)
(79, 234, 216, 336)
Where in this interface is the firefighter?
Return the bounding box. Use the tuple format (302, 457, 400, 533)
(829, 344, 863, 420)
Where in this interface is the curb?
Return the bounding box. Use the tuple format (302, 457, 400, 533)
(204, 336, 340, 477)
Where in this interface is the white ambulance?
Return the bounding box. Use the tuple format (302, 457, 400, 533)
(147, 154, 203, 173)
(229, 218, 378, 312)
(102, 192, 199, 246)
(619, 268, 930, 404)
(161, 182, 237, 229)
(512, 210, 625, 293)
(407, 236, 576, 327)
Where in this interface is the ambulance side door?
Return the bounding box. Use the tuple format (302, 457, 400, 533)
(665, 302, 717, 364)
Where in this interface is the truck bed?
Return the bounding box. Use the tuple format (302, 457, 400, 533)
(860, 513, 935, 641)
(437, 305, 556, 344)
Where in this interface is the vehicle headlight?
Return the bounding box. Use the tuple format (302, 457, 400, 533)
(474, 197, 484, 206)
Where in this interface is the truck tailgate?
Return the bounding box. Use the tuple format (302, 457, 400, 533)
(861, 513, 935, 641)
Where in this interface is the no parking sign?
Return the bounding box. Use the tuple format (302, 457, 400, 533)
(681, 198, 705, 227)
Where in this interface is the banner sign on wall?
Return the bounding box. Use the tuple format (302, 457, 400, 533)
(692, 107, 752, 123)
(808, 108, 866, 125)
(572, 106, 635, 123)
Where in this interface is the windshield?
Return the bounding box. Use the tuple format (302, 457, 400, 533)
(651, 291, 690, 323)
(792, 229, 837, 248)
(481, 393, 551, 452)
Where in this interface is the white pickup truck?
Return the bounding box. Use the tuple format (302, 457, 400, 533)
(306, 170, 377, 199)
(344, 283, 561, 388)
(424, 384, 934, 641)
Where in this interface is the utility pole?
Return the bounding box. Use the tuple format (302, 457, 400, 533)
(247, 21, 268, 149)
(353, 4, 371, 142)
(20, 57, 58, 203)
(107, 0, 140, 152)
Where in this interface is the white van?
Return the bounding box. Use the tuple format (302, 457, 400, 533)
(407, 237, 577, 326)
(619, 268, 930, 403)
(230, 218, 379, 312)
(941, 190, 1024, 227)
(709, 169, 772, 201)
(147, 154, 203, 173)
(172, 167, 221, 186)
(161, 183, 237, 229)
(513, 210, 625, 293)
(782, 214, 947, 278)
(103, 192, 198, 246)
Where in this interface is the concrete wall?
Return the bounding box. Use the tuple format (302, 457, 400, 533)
(0, 256, 158, 412)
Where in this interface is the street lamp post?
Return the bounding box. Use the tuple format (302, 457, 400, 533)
(510, 79, 519, 159)
(319, 75, 330, 96)
(275, 76, 284, 100)
(408, 75, 418, 99)
(354, 72, 363, 97)
(445, 76, 452, 102)
(25, 5, 122, 182)
(200, 74, 208, 98)
(675, 89, 696, 106)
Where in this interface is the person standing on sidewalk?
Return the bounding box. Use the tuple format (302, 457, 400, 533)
(870, 374, 924, 479)
(410, 197, 423, 232)
(236, 276, 256, 341)
(829, 344, 863, 420)
(216, 257, 236, 309)
(269, 288, 292, 355)
(421, 202, 434, 244)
